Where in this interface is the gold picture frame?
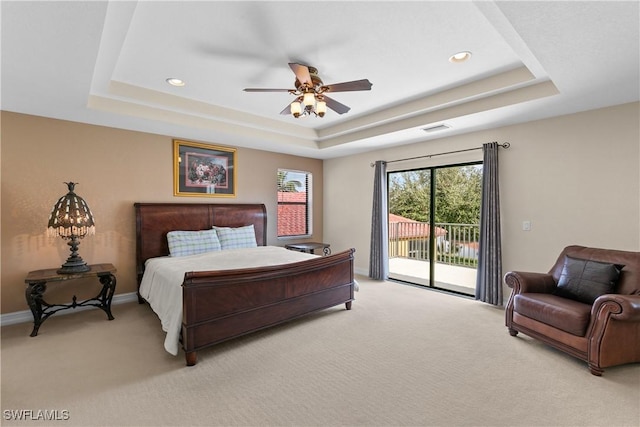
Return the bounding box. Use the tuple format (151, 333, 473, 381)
(173, 139, 236, 197)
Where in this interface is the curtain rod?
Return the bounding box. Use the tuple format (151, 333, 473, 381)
(370, 142, 510, 167)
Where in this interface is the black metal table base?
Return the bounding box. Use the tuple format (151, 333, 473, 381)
(25, 271, 116, 337)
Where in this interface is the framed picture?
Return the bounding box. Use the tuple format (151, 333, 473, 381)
(173, 139, 236, 197)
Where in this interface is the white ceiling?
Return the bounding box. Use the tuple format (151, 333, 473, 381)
(2, 1, 638, 159)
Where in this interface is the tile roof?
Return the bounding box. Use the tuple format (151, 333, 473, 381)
(389, 213, 447, 239)
(278, 192, 307, 236)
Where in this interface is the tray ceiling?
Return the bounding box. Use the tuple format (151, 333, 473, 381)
(2, 1, 638, 159)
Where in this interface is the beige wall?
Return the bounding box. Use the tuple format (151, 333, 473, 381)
(324, 102, 640, 296)
(3, 103, 638, 313)
(0, 112, 323, 314)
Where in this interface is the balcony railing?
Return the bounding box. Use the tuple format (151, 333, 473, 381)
(389, 222, 479, 268)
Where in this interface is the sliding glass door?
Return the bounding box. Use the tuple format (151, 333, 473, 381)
(388, 163, 482, 296)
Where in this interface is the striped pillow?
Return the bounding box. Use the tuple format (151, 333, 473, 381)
(213, 225, 258, 250)
(167, 229, 222, 257)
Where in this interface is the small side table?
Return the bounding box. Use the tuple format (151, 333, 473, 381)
(24, 263, 117, 337)
(285, 242, 331, 256)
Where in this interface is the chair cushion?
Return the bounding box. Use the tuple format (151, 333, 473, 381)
(552, 256, 624, 304)
(514, 293, 592, 336)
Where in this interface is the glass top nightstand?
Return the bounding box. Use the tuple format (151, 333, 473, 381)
(284, 242, 331, 256)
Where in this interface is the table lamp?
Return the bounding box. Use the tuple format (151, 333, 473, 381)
(47, 182, 95, 274)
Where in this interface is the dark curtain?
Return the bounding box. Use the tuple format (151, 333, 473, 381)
(475, 142, 503, 305)
(369, 160, 389, 280)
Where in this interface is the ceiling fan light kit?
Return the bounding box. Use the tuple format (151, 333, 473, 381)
(303, 91, 315, 107)
(316, 99, 327, 117)
(290, 100, 302, 117)
(292, 92, 327, 118)
(244, 63, 372, 118)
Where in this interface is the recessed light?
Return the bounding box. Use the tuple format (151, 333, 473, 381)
(449, 51, 472, 63)
(166, 78, 185, 87)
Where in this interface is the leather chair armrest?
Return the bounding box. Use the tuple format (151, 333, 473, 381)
(504, 271, 556, 294)
(592, 294, 640, 321)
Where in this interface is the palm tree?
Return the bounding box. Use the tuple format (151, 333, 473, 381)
(277, 171, 303, 192)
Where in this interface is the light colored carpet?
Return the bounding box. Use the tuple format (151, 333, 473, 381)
(1, 277, 639, 427)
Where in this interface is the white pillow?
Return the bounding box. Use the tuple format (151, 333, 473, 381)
(213, 224, 258, 250)
(167, 229, 222, 257)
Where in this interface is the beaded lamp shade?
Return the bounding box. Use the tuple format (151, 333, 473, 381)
(47, 182, 95, 274)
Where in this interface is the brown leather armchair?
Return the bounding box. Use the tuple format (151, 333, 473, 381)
(505, 245, 640, 375)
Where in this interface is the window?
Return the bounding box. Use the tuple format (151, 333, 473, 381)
(277, 169, 312, 238)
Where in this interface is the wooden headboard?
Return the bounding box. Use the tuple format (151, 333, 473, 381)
(134, 203, 267, 282)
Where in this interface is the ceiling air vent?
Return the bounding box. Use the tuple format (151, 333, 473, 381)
(422, 124, 451, 133)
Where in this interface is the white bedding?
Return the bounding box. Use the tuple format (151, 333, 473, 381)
(140, 246, 339, 355)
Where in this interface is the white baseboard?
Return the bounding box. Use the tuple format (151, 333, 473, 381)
(0, 292, 139, 327)
(354, 267, 369, 277)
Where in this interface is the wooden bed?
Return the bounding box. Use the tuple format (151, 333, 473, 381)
(134, 202, 355, 366)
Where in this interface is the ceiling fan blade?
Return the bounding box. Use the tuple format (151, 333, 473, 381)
(323, 95, 351, 114)
(323, 79, 373, 93)
(243, 88, 292, 92)
(289, 63, 312, 86)
(279, 103, 292, 115)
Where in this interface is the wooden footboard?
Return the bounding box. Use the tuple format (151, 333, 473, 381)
(181, 248, 355, 366)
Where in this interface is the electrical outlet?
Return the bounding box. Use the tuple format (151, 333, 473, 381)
(522, 220, 531, 231)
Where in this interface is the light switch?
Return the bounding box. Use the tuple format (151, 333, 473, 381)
(522, 220, 531, 231)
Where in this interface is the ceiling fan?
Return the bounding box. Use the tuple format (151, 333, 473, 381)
(243, 63, 373, 118)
